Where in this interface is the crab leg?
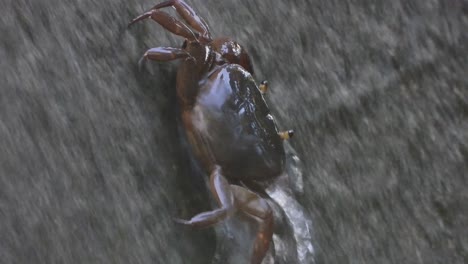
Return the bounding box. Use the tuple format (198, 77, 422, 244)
(175, 165, 274, 263)
(149, 0, 212, 40)
(231, 185, 274, 264)
(138, 47, 194, 70)
(129, 10, 197, 41)
(175, 166, 236, 228)
(142, 47, 193, 61)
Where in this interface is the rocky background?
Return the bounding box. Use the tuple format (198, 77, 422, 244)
(1, 0, 467, 263)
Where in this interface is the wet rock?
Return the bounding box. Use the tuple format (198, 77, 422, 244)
(1, 0, 467, 263)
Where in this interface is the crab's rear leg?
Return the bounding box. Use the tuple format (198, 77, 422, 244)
(175, 166, 236, 228)
(176, 166, 273, 264)
(129, 10, 197, 41)
(149, 0, 211, 41)
(231, 185, 274, 264)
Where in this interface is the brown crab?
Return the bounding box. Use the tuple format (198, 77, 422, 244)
(129, 1, 294, 263)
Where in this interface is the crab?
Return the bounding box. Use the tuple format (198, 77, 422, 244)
(129, 1, 294, 263)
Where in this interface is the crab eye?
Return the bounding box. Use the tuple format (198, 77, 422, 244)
(181, 40, 188, 49)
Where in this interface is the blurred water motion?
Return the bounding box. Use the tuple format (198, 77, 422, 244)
(267, 142, 315, 263)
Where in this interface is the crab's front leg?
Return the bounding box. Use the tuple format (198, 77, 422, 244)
(129, 0, 212, 42)
(148, 0, 212, 40)
(136, 47, 194, 70)
(129, 9, 197, 41)
(142, 47, 193, 61)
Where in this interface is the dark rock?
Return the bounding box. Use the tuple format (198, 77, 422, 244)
(1, 0, 467, 263)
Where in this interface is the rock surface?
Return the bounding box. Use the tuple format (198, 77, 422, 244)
(1, 0, 467, 263)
